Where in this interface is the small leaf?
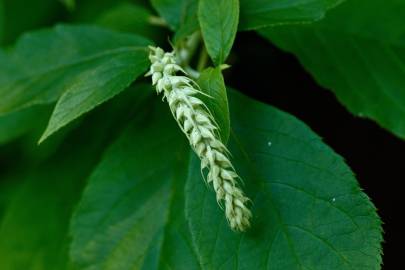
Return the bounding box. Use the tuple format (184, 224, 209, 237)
(260, 0, 405, 139)
(198, 0, 239, 65)
(173, 3, 199, 44)
(95, 2, 164, 41)
(239, 0, 344, 30)
(151, 0, 198, 30)
(38, 52, 149, 143)
(0, 82, 154, 269)
(197, 67, 230, 143)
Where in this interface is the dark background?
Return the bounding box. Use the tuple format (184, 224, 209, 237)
(229, 31, 403, 270)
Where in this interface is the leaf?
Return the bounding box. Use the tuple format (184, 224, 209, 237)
(0, 0, 4, 43)
(185, 90, 382, 269)
(60, 0, 75, 10)
(0, 25, 150, 115)
(173, 6, 199, 44)
(0, 83, 153, 270)
(95, 2, 164, 41)
(70, 102, 193, 269)
(0, 136, 101, 270)
(260, 0, 405, 139)
(70, 90, 382, 269)
(197, 67, 230, 143)
(198, 0, 239, 65)
(0, 25, 151, 142)
(151, 0, 198, 31)
(38, 53, 149, 143)
(150, 0, 199, 43)
(239, 0, 344, 30)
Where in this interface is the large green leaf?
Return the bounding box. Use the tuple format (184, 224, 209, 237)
(239, 0, 344, 30)
(260, 0, 405, 139)
(70, 90, 382, 269)
(198, 0, 239, 65)
(186, 91, 382, 269)
(0, 25, 151, 142)
(70, 102, 192, 269)
(197, 67, 230, 143)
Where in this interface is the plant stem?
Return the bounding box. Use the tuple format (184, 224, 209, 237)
(179, 32, 201, 66)
(197, 47, 209, 72)
(148, 16, 168, 27)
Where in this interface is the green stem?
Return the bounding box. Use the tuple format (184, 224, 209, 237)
(197, 47, 209, 72)
(148, 16, 168, 28)
(180, 32, 201, 66)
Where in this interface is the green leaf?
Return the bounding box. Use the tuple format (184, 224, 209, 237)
(186, 90, 382, 269)
(0, 25, 150, 115)
(60, 0, 75, 10)
(198, 0, 239, 65)
(197, 67, 230, 143)
(0, 25, 151, 142)
(260, 0, 405, 139)
(239, 0, 344, 30)
(0, 0, 4, 43)
(95, 2, 163, 41)
(70, 90, 382, 269)
(38, 54, 149, 143)
(150, 0, 199, 43)
(0, 143, 98, 270)
(0, 83, 153, 270)
(173, 7, 199, 44)
(151, 0, 198, 31)
(70, 102, 192, 269)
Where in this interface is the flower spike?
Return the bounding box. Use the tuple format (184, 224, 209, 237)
(146, 46, 252, 231)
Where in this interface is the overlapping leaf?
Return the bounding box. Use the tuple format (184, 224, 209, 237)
(260, 0, 405, 139)
(0, 83, 153, 270)
(70, 90, 382, 269)
(198, 0, 239, 65)
(0, 25, 151, 142)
